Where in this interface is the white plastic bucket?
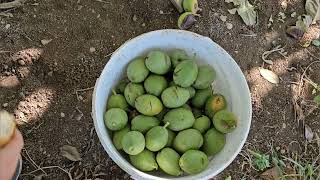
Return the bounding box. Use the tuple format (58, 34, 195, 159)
(92, 29, 252, 180)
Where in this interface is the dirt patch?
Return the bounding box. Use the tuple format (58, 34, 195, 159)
(1, 0, 319, 179)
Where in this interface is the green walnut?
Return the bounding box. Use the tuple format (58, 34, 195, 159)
(170, 49, 189, 68)
(205, 94, 227, 118)
(202, 128, 226, 156)
(187, 87, 196, 98)
(127, 58, 149, 83)
(173, 60, 198, 87)
(183, 0, 200, 14)
(145, 50, 171, 75)
(182, 104, 192, 110)
(213, 110, 238, 133)
(107, 90, 129, 111)
(144, 74, 168, 96)
(193, 115, 211, 133)
(161, 86, 190, 108)
(131, 115, 160, 134)
(135, 94, 163, 116)
(192, 108, 202, 118)
(163, 108, 195, 131)
(104, 108, 128, 131)
(124, 83, 145, 107)
(156, 148, 183, 176)
(179, 150, 208, 174)
(193, 65, 216, 89)
(115, 79, 129, 94)
(173, 129, 203, 153)
(130, 149, 158, 171)
(145, 123, 169, 152)
(122, 131, 145, 155)
(112, 125, 130, 150)
(166, 129, 176, 147)
(191, 88, 212, 108)
(178, 12, 196, 30)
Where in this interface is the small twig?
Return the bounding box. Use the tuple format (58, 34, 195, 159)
(104, 52, 113, 58)
(75, 87, 94, 100)
(0, 0, 26, 9)
(22, 148, 47, 175)
(261, 45, 287, 64)
(240, 33, 257, 37)
(26, 166, 72, 180)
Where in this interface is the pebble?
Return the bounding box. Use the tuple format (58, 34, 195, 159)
(219, 15, 227, 22)
(226, 23, 233, 30)
(54, 62, 58, 66)
(18, 60, 26, 66)
(89, 47, 96, 53)
(282, 123, 286, 129)
(60, 112, 65, 118)
(78, 95, 84, 101)
(280, 149, 286, 154)
(2, 103, 8, 108)
(48, 71, 53, 77)
(41, 39, 52, 45)
(5, 24, 10, 29)
(132, 14, 137, 22)
(291, 12, 296, 18)
(141, 23, 146, 27)
(276, 146, 280, 151)
(3, 64, 8, 69)
(159, 10, 164, 14)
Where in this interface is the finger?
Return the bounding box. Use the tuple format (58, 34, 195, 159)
(3, 129, 24, 154)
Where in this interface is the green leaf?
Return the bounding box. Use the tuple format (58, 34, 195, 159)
(305, 0, 320, 23)
(312, 39, 320, 46)
(314, 95, 320, 104)
(225, 176, 232, 180)
(248, 149, 271, 171)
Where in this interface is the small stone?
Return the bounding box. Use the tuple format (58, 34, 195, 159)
(276, 146, 280, 151)
(3, 65, 8, 69)
(291, 12, 296, 18)
(132, 14, 137, 22)
(78, 95, 84, 101)
(141, 23, 146, 27)
(33, 15, 37, 18)
(47, 71, 53, 76)
(19, 92, 25, 98)
(226, 23, 233, 30)
(11, 69, 15, 73)
(60, 112, 65, 118)
(220, 15, 227, 22)
(41, 39, 52, 45)
(89, 47, 96, 53)
(282, 123, 286, 129)
(54, 62, 58, 66)
(97, 14, 100, 18)
(2, 103, 8, 108)
(18, 60, 25, 66)
(280, 149, 286, 154)
(159, 10, 164, 14)
(234, 50, 239, 54)
(5, 24, 10, 29)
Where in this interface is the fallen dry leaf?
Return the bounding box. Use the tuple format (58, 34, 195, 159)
(305, 0, 320, 23)
(260, 167, 280, 180)
(0, 0, 25, 9)
(305, 124, 314, 141)
(60, 145, 82, 161)
(41, 39, 52, 45)
(259, 68, 280, 84)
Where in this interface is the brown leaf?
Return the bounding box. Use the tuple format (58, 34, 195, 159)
(60, 145, 82, 161)
(260, 167, 280, 180)
(305, 124, 314, 141)
(259, 68, 280, 84)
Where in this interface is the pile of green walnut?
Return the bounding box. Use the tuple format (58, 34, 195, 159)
(104, 50, 238, 176)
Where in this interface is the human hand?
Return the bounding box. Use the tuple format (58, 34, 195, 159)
(0, 129, 24, 180)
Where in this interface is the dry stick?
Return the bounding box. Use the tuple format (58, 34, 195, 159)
(75, 87, 94, 100)
(0, 0, 26, 9)
(23, 148, 47, 175)
(261, 45, 287, 64)
(26, 166, 72, 180)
